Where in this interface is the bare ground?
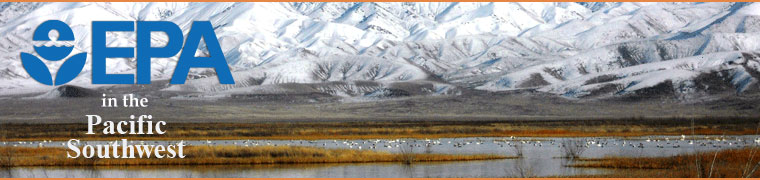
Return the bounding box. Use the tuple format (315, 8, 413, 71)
(0, 88, 757, 124)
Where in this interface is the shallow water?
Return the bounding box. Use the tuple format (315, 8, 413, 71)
(3, 159, 603, 178)
(2, 135, 756, 178)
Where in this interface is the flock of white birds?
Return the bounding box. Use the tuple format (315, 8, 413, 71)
(6, 136, 760, 157)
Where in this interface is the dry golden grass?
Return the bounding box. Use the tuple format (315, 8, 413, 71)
(2, 118, 757, 141)
(571, 148, 760, 178)
(0, 145, 508, 167)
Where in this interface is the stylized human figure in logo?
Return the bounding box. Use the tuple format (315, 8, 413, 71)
(20, 20, 87, 86)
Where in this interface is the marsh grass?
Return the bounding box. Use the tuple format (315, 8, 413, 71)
(2, 117, 758, 141)
(571, 148, 760, 178)
(0, 129, 12, 167)
(398, 141, 415, 165)
(0, 145, 508, 167)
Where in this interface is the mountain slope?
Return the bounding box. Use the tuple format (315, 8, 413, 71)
(0, 2, 758, 100)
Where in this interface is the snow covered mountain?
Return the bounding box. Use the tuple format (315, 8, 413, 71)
(0, 2, 758, 100)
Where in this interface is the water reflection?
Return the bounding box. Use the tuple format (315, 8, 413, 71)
(2, 159, 607, 178)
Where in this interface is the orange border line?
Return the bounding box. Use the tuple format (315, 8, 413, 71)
(6, 177, 755, 179)
(1, 178, 736, 180)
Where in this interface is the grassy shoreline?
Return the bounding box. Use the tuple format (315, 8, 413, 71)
(2, 118, 758, 141)
(570, 148, 760, 178)
(0, 145, 509, 167)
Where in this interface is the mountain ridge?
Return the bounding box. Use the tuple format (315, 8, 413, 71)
(0, 2, 758, 101)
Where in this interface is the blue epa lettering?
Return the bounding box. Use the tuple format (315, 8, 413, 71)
(92, 21, 234, 84)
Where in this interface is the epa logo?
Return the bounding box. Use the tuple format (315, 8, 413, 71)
(21, 20, 87, 85)
(20, 20, 234, 86)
